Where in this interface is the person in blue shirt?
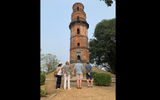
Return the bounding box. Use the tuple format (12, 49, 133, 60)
(74, 59, 83, 89)
(85, 62, 93, 88)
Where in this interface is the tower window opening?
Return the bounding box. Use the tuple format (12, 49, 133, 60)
(77, 16, 79, 21)
(77, 43, 80, 46)
(77, 7, 79, 11)
(77, 28, 80, 34)
(77, 55, 81, 60)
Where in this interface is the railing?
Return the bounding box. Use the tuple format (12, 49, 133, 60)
(69, 21, 89, 29)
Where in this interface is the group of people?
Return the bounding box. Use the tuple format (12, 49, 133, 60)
(55, 59, 93, 90)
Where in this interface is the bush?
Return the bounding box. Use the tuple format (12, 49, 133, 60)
(94, 73, 112, 86)
(40, 89, 47, 97)
(40, 73, 46, 85)
(92, 72, 98, 79)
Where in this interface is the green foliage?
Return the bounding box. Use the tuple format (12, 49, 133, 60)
(94, 73, 112, 86)
(40, 89, 47, 97)
(40, 73, 46, 85)
(92, 72, 98, 79)
(41, 53, 59, 73)
(89, 19, 116, 73)
(100, 0, 114, 6)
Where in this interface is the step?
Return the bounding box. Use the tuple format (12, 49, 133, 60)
(112, 78, 116, 83)
(46, 78, 116, 83)
(70, 79, 88, 82)
(70, 77, 116, 83)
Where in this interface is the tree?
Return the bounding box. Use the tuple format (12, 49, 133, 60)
(41, 53, 59, 73)
(100, 0, 115, 7)
(89, 19, 116, 73)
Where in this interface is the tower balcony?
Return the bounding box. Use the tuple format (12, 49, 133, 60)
(69, 20, 89, 29)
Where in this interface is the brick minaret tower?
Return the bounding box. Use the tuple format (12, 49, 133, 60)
(69, 3, 89, 65)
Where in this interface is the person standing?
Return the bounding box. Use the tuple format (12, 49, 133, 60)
(85, 62, 93, 88)
(74, 60, 83, 89)
(62, 61, 71, 90)
(56, 62, 63, 89)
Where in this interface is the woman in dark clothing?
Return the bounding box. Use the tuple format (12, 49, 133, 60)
(56, 62, 63, 89)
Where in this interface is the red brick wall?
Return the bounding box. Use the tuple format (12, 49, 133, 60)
(71, 3, 86, 22)
(70, 3, 89, 64)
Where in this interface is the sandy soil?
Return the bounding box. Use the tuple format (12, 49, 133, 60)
(41, 71, 115, 100)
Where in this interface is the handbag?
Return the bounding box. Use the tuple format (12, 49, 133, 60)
(54, 71, 57, 77)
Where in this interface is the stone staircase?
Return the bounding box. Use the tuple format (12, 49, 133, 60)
(70, 76, 87, 82)
(46, 76, 115, 83)
(45, 66, 116, 83)
(70, 76, 116, 83)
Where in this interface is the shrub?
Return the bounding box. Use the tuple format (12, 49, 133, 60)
(92, 72, 98, 79)
(40, 73, 46, 85)
(40, 89, 47, 97)
(94, 73, 112, 86)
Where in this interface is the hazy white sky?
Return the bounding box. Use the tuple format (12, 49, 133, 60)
(41, 0, 115, 64)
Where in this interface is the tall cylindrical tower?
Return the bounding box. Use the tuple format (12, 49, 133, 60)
(69, 3, 89, 64)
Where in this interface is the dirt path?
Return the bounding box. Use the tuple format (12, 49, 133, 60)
(52, 83, 115, 100)
(41, 72, 115, 100)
